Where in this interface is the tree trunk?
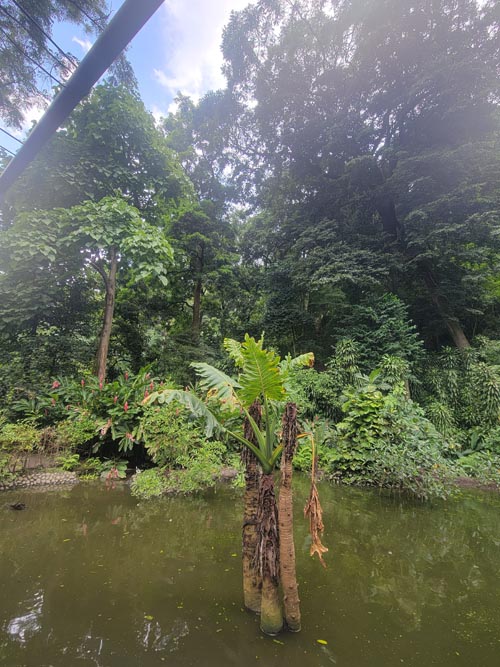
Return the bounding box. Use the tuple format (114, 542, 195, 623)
(95, 248, 118, 383)
(242, 401, 262, 613)
(192, 244, 204, 341)
(257, 472, 283, 635)
(279, 403, 301, 632)
(422, 269, 471, 349)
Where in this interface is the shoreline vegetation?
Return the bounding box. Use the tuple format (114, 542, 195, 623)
(3, 337, 500, 502)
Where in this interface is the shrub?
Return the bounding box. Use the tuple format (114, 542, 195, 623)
(0, 421, 40, 452)
(0, 453, 17, 485)
(454, 452, 500, 486)
(78, 457, 103, 479)
(55, 452, 80, 471)
(166, 440, 227, 494)
(131, 468, 168, 499)
(100, 459, 128, 479)
(331, 373, 454, 498)
(36, 366, 177, 454)
(141, 404, 205, 466)
(54, 416, 97, 451)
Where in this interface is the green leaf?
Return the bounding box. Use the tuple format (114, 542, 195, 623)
(223, 338, 245, 367)
(238, 335, 284, 405)
(145, 389, 221, 437)
(191, 362, 241, 402)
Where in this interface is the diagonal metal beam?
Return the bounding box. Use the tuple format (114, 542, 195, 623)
(0, 0, 165, 198)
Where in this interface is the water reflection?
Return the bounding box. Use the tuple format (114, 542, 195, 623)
(6, 590, 44, 644)
(139, 617, 189, 652)
(0, 481, 499, 666)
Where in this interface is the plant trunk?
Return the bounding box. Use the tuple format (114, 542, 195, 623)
(422, 268, 471, 349)
(242, 400, 262, 613)
(257, 472, 283, 635)
(192, 277, 202, 341)
(95, 248, 118, 383)
(192, 244, 204, 341)
(279, 403, 301, 632)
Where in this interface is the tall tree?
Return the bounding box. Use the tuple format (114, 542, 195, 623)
(218, 0, 500, 352)
(1, 84, 194, 381)
(0, 196, 175, 381)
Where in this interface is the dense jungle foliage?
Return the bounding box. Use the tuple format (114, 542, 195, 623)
(1, 0, 500, 498)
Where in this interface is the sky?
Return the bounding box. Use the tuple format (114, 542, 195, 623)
(0, 0, 252, 154)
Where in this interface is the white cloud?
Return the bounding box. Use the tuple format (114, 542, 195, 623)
(151, 104, 168, 124)
(154, 0, 255, 100)
(72, 36, 93, 54)
(10, 104, 47, 139)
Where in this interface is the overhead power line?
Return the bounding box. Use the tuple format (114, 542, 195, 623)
(0, 4, 71, 71)
(65, 0, 108, 30)
(0, 0, 165, 197)
(0, 26, 66, 86)
(10, 0, 79, 67)
(0, 127, 23, 145)
(0, 144, 15, 157)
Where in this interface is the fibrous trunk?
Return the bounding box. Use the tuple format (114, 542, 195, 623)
(278, 402, 301, 632)
(257, 472, 283, 635)
(242, 400, 262, 612)
(95, 247, 117, 383)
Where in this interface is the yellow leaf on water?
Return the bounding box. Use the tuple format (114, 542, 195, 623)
(317, 639, 328, 645)
(63, 539, 71, 542)
(144, 615, 154, 621)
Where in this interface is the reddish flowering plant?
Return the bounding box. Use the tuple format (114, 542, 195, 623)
(40, 365, 174, 453)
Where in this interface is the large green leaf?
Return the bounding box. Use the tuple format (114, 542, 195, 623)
(279, 352, 315, 374)
(145, 389, 221, 437)
(191, 362, 241, 403)
(223, 338, 245, 367)
(238, 335, 285, 405)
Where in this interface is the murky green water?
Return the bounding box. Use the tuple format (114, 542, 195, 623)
(1, 478, 499, 666)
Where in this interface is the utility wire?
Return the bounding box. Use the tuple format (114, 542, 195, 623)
(0, 144, 16, 157)
(0, 4, 71, 71)
(0, 0, 165, 196)
(10, 0, 79, 66)
(65, 0, 108, 30)
(0, 127, 23, 144)
(0, 26, 66, 87)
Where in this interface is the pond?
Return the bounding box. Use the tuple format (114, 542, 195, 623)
(1, 477, 499, 666)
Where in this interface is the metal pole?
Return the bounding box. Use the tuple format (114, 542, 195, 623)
(0, 0, 165, 197)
